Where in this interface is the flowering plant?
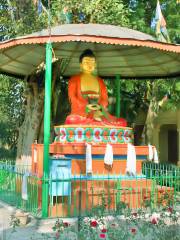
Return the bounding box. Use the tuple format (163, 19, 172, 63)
(9, 204, 179, 240)
(49, 204, 179, 240)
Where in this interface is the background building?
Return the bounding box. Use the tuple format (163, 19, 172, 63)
(134, 109, 180, 166)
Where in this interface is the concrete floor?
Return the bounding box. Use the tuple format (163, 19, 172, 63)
(0, 201, 77, 240)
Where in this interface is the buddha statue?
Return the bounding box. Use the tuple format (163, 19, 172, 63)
(65, 49, 127, 127)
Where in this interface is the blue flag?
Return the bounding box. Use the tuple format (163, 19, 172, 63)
(38, 0, 42, 15)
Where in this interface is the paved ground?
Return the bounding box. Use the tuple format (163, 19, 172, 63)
(0, 201, 77, 240)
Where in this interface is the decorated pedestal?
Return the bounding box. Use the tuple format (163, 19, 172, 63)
(54, 125, 133, 144)
(32, 125, 155, 217)
(32, 125, 148, 178)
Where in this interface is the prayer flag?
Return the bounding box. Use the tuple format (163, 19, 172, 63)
(152, 0, 170, 42)
(62, 7, 73, 24)
(38, 0, 42, 15)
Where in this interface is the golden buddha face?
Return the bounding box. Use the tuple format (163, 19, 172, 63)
(80, 57, 96, 74)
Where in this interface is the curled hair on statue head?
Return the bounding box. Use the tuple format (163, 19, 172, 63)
(79, 49, 96, 63)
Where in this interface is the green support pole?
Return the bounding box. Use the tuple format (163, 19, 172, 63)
(42, 42, 52, 218)
(115, 75, 121, 118)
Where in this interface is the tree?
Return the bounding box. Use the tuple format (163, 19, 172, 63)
(0, 75, 25, 158)
(0, 0, 179, 163)
(121, 0, 180, 145)
(51, 0, 130, 26)
(123, 0, 180, 43)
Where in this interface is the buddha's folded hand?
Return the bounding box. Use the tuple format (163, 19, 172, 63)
(86, 104, 101, 111)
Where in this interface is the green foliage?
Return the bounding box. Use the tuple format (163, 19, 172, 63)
(125, 0, 180, 43)
(85, 0, 130, 26)
(51, 0, 130, 26)
(0, 0, 48, 38)
(0, 75, 25, 157)
(152, 79, 180, 112)
(1, 1, 179, 42)
(9, 215, 20, 232)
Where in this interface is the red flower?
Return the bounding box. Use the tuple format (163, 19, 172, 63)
(90, 220, 98, 227)
(132, 212, 138, 217)
(168, 207, 173, 213)
(144, 196, 148, 200)
(99, 233, 106, 238)
(151, 218, 158, 225)
(131, 228, 136, 234)
(101, 228, 107, 233)
(159, 189, 164, 194)
(63, 222, 69, 227)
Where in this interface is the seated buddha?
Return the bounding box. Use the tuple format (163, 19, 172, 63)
(65, 49, 127, 127)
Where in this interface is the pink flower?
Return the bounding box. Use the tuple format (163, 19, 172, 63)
(101, 228, 107, 233)
(131, 228, 136, 234)
(63, 222, 69, 227)
(151, 213, 159, 225)
(151, 218, 158, 224)
(90, 220, 98, 227)
(99, 233, 106, 238)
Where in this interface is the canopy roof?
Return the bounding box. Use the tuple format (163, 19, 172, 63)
(0, 24, 180, 79)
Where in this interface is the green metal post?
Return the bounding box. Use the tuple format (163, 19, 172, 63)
(115, 75, 121, 118)
(42, 42, 52, 218)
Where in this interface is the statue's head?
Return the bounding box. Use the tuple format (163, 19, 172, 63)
(79, 49, 96, 74)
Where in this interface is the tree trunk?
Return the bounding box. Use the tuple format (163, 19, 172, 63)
(16, 77, 44, 168)
(142, 100, 157, 144)
(16, 61, 62, 168)
(141, 82, 159, 145)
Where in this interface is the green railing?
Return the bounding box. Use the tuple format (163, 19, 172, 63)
(0, 163, 39, 216)
(0, 158, 16, 165)
(142, 162, 180, 192)
(47, 174, 180, 218)
(0, 162, 179, 218)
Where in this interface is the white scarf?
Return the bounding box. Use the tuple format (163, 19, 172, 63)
(86, 143, 92, 174)
(126, 143, 136, 176)
(148, 144, 154, 161)
(22, 172, 30, 200)
(153, 147, 159, 163)
(104, 144, 113, 167)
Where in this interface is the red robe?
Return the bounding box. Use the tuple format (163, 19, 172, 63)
(65, 74, 127, 127)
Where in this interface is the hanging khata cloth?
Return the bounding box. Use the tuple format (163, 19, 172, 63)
(153, 147, 159, 164)
(126, 143, 136, 176)
(148, 144, 154, 161)
(22, 172, 30, 200)
(86, 143, 92, 174)
(104, 144, 113, 167)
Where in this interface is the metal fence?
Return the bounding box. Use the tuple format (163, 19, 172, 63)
(0, 163, 39, 216)
(142, 162, 180, 192)
(0, 162, 179, 218)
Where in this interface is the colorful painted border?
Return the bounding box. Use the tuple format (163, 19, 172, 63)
(54, 125, 133, 144)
